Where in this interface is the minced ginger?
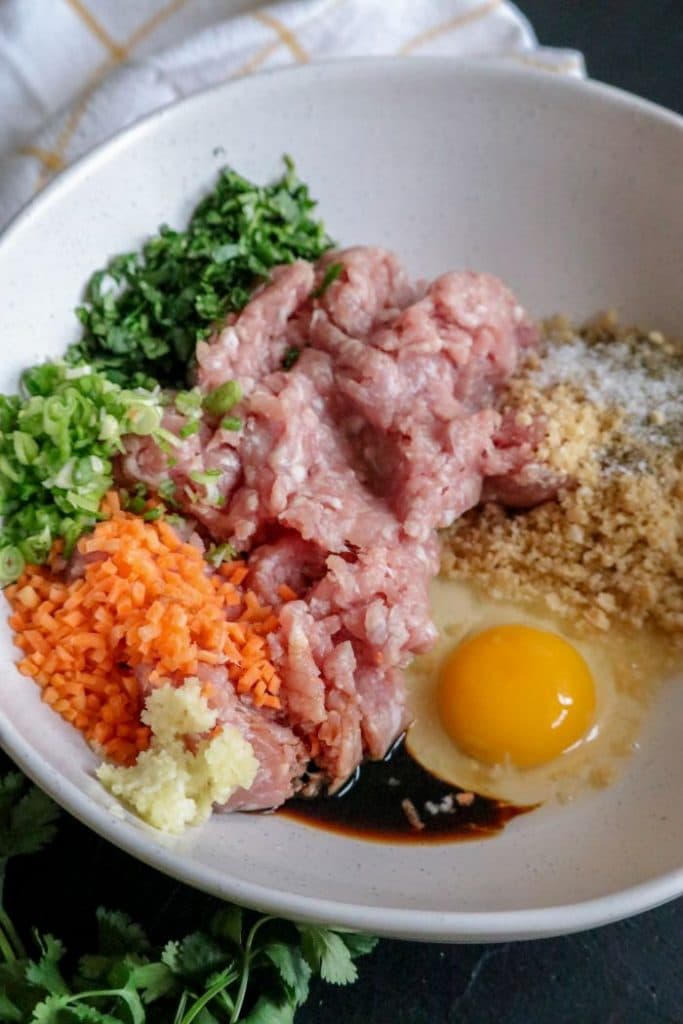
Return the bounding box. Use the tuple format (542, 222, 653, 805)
(97, 678, 258, 833)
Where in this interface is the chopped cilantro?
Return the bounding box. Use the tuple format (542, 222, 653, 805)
(69, 158, 333, 388)
(281, 346, 301, 371)
(311, 260, 343, 299)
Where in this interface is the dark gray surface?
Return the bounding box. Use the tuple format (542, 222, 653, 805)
(5, 3, 683, 1022)
(519, 0, 682, 113)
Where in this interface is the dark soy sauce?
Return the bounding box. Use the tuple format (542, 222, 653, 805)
(280, 740, 534, 844)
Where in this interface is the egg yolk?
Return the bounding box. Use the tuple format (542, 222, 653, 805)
(438, 625, 596, 768)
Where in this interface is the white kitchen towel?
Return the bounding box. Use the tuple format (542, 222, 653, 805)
(0, 0, 584, 228)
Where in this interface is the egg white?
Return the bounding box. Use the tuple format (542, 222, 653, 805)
(405, 578, 664, 806)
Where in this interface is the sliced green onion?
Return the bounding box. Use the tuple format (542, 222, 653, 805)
(0, 546, 25, 585)
(41, 396, 69, 437)
(51, 458, 76, 490)
(202, 380, 242, 417)
(63, 364, 93, 380)
(72, 457, 97, 486)
(19, 526, 52, 564)
(206, 542, 237, 567)
(190, 469, 222, 485)
(98, 412, 120, 442)
(0, 359, 167, 583)
(179, 419, 200, 439)
(175, 389, 203, 416)
(220, 416, 242, 432)
(0, 455, 21, 483)
(125, 403, 162, 435)
(66, 489, 102, 513)
(154, 427, 182, 450)
(12, 432, 39, 466)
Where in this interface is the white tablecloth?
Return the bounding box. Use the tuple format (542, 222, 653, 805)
(0, 0, 584, 228)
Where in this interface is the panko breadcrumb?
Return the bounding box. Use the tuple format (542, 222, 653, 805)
(442, 313, 683, 638)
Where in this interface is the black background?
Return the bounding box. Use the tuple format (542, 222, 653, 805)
(3, 3, 683, 1022)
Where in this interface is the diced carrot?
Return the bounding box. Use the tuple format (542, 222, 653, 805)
(16, 586, 40, 610)
(6, 498, 291, 764)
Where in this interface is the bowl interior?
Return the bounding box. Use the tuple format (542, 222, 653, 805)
(1, 58, 682, 941)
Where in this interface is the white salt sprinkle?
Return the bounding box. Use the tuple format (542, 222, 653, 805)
(531, 334, 682, 448)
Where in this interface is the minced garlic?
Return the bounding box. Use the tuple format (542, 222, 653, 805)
(97, 678, 258, 833)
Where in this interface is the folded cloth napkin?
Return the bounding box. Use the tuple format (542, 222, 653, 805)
(0, 0, 584, 228)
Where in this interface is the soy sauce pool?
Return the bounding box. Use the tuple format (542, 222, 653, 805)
(280, 740, 534, 843)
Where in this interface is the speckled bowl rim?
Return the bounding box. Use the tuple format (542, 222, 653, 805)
(1, 57, 683, 942)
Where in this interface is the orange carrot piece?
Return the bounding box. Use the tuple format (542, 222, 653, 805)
(7, 502, 292, 765)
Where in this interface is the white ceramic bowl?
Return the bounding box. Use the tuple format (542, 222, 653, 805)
(1, 58, 682, 942)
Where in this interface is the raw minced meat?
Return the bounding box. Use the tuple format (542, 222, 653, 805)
(121, 246, 541, 805)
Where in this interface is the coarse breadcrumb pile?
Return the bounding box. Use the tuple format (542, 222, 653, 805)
(443, 313, 683, 638)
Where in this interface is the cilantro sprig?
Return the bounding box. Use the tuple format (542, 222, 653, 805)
(69, 158, 332, 389)
(0, 771, 376, 1023)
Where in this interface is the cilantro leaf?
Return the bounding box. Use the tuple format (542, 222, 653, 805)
(263, 943, 311, 1006)
(77, 956, 113, 983)
(241, 994, 296, 1024)
(25, 934, 68, 996)
(31, 994, 72, 1023)
(160, 939, 181, 974)
(297, 926, 357, 985)
(29, 981, 146, 1024)
(161, 932, 226, 979)
(0, 775, 22, 817)
(0, 991, 22, 1022)
(339, 932, 380, 959)
(50, 1003, 122, 1024)
(209, 906, 242, 948)
(125, 962, 176, 1004)
(94, 908, 150, 957)
(0, 775, 59, 863)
